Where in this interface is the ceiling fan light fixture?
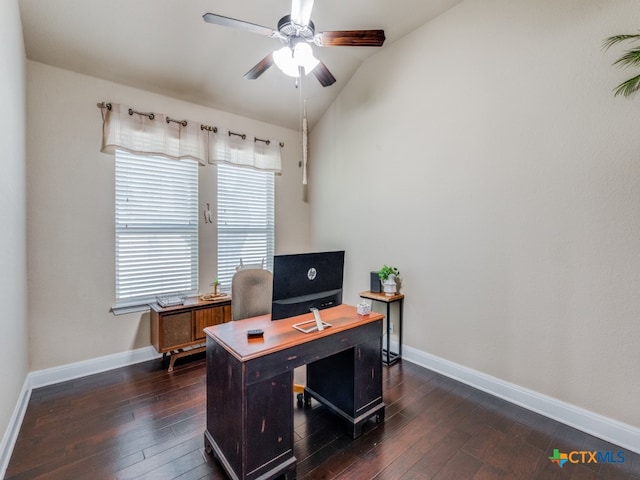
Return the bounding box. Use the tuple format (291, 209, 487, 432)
(203, 1, 385, 86)
(273, 46, 300, 77)
(294, 42, 320, 74)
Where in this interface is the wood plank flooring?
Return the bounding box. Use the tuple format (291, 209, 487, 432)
(5, 354, 640, 479)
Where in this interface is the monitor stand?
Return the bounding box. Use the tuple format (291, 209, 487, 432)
(293, 308, 331, 333)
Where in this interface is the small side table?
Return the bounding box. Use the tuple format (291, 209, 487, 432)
(359, 291, 404, 366)
(150, 296, 231, 372)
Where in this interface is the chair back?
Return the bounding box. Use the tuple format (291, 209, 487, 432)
(236, 258, 265, 271)
(231, 268, 273, 321)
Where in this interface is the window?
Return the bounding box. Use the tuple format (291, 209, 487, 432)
(217, 163, 274, 290)
(115, 150, 199, 307)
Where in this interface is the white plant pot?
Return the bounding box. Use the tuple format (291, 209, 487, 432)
(382, 274, 397, 296)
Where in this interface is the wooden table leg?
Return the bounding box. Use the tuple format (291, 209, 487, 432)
(167, 346, 206, 372)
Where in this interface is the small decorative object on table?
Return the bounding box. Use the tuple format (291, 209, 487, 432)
(199, 292, 231, 301)
(156, 293, 186, 308)
(210, 277, 220, 295)
(378, 265, 400, 296)
(357, 302, 371, 315)
(200, 277, 230, 301)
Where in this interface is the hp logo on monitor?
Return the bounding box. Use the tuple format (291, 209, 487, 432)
(307, 268, 317, 280)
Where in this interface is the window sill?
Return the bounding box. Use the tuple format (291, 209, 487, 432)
(111, 304, 151, 316)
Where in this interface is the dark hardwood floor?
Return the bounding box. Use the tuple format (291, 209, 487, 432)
(5, 354, 640, 480)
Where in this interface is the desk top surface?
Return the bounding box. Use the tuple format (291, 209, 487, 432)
(204, 304, 384, 362)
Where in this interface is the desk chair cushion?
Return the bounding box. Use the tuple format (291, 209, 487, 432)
(231, 268, 273, 321)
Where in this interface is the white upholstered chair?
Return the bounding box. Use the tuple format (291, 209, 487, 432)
(231, 268, 273, 321)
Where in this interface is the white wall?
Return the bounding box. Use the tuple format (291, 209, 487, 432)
(310, 0, 640, 428)
(0, 0, 29, 448)
(26, 61, 310, 370)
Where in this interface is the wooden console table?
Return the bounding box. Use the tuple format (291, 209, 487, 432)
(359, 291, 404, 365)
(204, 304, 385, 480)
(150, 296, 231, 372)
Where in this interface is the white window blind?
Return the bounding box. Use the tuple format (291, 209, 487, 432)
(217, 163, 274, 290)
(115, 150, 199, 307)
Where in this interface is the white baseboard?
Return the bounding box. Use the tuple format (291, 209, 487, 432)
(0, 378, 31, 480)
(28, 346, 161, 389)
(0, 346, 161, 478)
(402, 344, 640, 455)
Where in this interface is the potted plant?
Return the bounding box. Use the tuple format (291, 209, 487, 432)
(378, 265, 400, 296)
(210, 277, 220, 295)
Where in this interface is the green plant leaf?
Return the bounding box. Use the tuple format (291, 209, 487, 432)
(602, 33, 640, 51)
(603, 31, 640, 98)
(613, 73, 640, 96)
(613, 49, 640, 68)
(378, 264, 399, 281)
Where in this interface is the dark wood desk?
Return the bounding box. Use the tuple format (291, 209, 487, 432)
(203, 304, 385, 480)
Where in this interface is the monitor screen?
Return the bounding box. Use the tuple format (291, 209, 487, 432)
(271, 250, 345, 321)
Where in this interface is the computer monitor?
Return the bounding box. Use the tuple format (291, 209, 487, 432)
(271, 250, 345, 321)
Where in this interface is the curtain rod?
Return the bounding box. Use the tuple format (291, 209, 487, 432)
(229, 130, 246, 140)
(254, 137, 285, 148)
(97, 101, 284, 148)
(129, 108, 154, 120)
(166, 116, 187, 127)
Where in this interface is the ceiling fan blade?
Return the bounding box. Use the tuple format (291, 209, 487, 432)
(243, 53, 275, 80)
(317, 30, 386, 47)
(291, 0, 314, 27)
(312, 61, 336, 87)
(203, 13, 276, 37)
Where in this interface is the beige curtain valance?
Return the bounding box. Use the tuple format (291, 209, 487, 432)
(208, 130, 283, 174)
(99, 102, 282, 174)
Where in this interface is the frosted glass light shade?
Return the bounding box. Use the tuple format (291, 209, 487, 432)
(273, 47, 300, 78)
(294, 42, 320, 74)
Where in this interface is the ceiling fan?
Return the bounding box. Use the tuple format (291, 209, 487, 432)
(203, 0, 386, 87)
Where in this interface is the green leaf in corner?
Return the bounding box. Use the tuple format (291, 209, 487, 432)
(603, 32, 640, 97)
(613, 49, 640, 69)
(613, 73, 640, 97)
(602, 33, 640, 51)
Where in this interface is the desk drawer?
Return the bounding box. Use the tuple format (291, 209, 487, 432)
(244, 319, 383, 384)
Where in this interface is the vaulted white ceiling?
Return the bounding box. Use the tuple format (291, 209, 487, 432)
(19, 0, 462, 130)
